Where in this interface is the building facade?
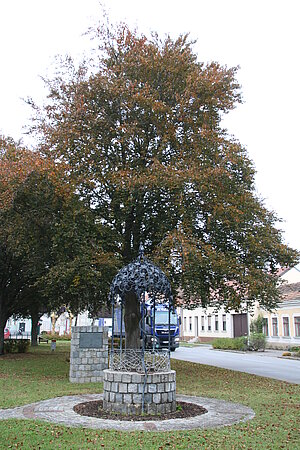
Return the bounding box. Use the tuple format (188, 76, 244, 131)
(179, 264, 300, 349)
(256, 265, 300, 348)
(179, 306, 249, 342)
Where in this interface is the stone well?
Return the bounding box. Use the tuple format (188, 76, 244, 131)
(103, 350, 176, 415)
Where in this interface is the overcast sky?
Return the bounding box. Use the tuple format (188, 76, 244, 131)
(0, 0, 299, 251)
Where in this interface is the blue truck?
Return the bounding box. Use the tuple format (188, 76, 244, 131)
(144, 303, 180, 351)
(112, 302, 181, 351)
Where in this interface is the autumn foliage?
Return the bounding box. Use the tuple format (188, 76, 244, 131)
(0, 136, 117, 354)
(0, 21, 291, 350)
(27, 22, 298, 325)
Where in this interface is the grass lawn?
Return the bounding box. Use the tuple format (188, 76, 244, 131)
(0, 342, 299, 449)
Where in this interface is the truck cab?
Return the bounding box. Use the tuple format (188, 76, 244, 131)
(145, 303, 180, 351)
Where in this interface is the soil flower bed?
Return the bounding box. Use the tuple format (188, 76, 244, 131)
(73, 400, 207, 421)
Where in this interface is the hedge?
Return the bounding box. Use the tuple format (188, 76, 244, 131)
(212, 333, 266, 351)
(4, 339, 30, 354)
(212, 337, 247, 351)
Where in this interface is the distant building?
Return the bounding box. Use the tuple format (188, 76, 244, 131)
(179, 305, 248, 342)
(179, 264, 300, 349)
(257, 265, 300, 348)
(6, 311, 97, 337)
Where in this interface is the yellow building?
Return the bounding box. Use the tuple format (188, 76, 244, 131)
(257, 266, 300, 349)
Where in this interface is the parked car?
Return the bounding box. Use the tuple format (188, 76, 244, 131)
(4, 328, 10, 339)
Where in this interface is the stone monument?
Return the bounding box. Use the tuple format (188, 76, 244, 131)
(69, 326, 108, 383)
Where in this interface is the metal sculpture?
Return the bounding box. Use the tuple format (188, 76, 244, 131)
(110, 243, 173, 301)
(108, 244, 174, 412)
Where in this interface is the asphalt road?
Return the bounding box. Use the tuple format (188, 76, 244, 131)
(171, 345, 300, 384)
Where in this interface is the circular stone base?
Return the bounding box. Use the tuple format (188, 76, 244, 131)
(103, 369, 176, 415)
(0, 394, 255, 431)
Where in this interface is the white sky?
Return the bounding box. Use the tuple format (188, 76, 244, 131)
(0, 0, 299, 251)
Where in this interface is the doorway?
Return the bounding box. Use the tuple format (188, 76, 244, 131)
(233, 314, 248, 337)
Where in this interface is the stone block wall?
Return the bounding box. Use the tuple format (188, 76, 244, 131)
(69, 326, 108, 383)
(103, 369, 176, 415)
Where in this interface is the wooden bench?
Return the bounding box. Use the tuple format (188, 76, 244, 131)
(38, 336, 49, 344)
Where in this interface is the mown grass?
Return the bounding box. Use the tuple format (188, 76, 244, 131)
(0, 342, 299, 449)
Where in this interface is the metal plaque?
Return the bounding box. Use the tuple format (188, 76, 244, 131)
(79, 332, 103, 349)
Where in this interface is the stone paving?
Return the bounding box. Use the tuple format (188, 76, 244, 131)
(0, 394, 255, 432)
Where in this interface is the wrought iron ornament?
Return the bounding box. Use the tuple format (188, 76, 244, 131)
(110, 349, 170, 373)
(110, 243, 173, 304)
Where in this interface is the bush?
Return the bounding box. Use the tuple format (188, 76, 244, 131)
(212, 337, 247, 351)
(4, 339, 30, 354)
(289, 347, 300, 357)
(41, 332, 71, 341)
(248, 332, 266, 351)
(250, 315, 264, 333)
(289, 346, 300, 352)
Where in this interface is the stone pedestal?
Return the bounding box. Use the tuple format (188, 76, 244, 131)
(69, 326, 108, 383)
(103, 369, 176, 415)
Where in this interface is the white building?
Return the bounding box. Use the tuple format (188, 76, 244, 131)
(179, 264, 300, 348)
(6, 311, 110, 337)
(179, 305, 248, 342)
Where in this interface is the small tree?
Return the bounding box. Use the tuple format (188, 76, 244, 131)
(248, 332, 266, 351)
(250, 314, 265, 333)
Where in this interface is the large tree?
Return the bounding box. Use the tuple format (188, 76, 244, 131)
(0, 137, 54, 352)
(30, 23, 298, 347)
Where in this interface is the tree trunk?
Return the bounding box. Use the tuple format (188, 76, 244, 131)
(0, 310, 7, 356)
(30, 310, 40, 347)
(124, 291, 141, 349)
(51, 313, 57, 334)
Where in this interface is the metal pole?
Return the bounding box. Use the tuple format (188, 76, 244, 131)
(111, 297, 115, 354)
(152, 296, 156, 352)
(168, 299, 171, 355)
(120, 300, 123, 352)
(141, 296, 144, 349)
(141, 292, 147, 414)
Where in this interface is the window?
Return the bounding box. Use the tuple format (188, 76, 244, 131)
(215, 315, 219, 331)
(283, 317, 290, 337)
(195, 316, 199, 336)
(272, 317, 278, 336)
(262, 318, 269, 336)
(201, 316, 205, 331)
(184, 317, 187, 332)
(207, 315, 211, 331)
(294, 316, 300, 337)
(189, 317, 192, 332)
(222, 314, 226, 331)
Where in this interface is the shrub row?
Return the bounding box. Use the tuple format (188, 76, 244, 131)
(212, 333, 266, 351)
(212, 336, 248, 351)
(4, 339, 30, 354)
(40, 332, 71, 341)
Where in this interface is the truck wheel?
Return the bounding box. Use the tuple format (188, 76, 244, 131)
(171, 347, 176, 352)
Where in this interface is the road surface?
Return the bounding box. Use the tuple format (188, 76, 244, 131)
(171, 345, 300, 384)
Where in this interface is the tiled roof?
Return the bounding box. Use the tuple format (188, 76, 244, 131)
(277, 267, 290, 277)
(280, 282, 300, 301)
